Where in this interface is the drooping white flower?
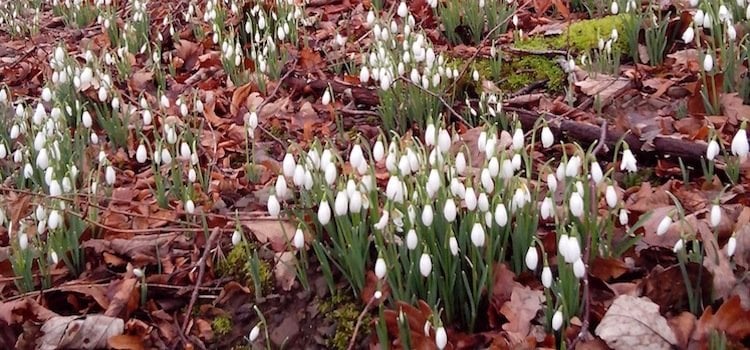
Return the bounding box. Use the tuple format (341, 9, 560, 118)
(547, 173, 557, 192)
(397, 1, 408, 17)
(435, 326, 447, 349)
(552, 310, 563, 331)
(48, 210, 62, 229)
(455, 152, 467, 175)
(605, 185, 618, 208)
(248, 324, 261, 342)
(334, 190, 348, 217)
(727, 235, 737, 257)
(673, 238, 685, 253)
(710, 204, 722, 228)
(419, 253, 432, 276)
(185, 199, 195, 214)
(610, 0, 619, 14)
(471, 223, 486, 247)
(494, 203, 508, 227)
(444, 199, 457, 222)
(541, 197, 554, 220)
(682, 26, 695, 43)
(105, 165, 116, 185)
(657, 215, 672, 236)
(268, 194, 281, 217)
(465, 187, 477, 211)
(318, 199, 332, 225)
(373, 140, 385, 162)
(437, 129, 451, 154)
(570, 191, 584, 218)
(731, 126, 749, 157)
(422, 204, 434, 226)
(703, 53, 714, 72)
(406, 229, 418, 250)
(619, 208, 629, 226)
(541, 266, 553, 288)
(706, 139, 720, 160)
(541, 126, 554, 148)
(512, 127, 524, 151)
(232, 230, 242, 246)
(321, 89, 331, 105)
(620, 148, 638, 173)
(573, 258, 586, 278)
(591, 161, 603, 184)
(477, 193, 490, 212)
(375, 258, 387, 279)
(525, 246, 539, 270)
(449, 236, 459, 255)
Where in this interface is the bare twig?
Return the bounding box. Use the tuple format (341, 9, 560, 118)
(182, 227, 222, 333)
(347, 294, 378, 350)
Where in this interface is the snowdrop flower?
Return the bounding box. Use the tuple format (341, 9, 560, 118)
(349, 144, 364, 170)
(494, 203, 508, 227)
(449, 236, 459, 255)
(512, 127, 524, 150)
(710, 204, 721, 228)
(570, 191, 584, 218)
(706, 138, 720, 160)
(620, 147, 638, 172)
(478, 131, 487, 153)
(232, 230, 242, 246)
(136, 144, 148, 163)
(573, 258, 586, 278)
(565, 155, 581, 177)
(552, 310, 563, 331)
(349, 191, 362, 213)
(419, 253, 432, 276)
(477, 193, 490, 212)
(619, 208, 629, 226)
(547, 173, 557, 192)
(465, 187, 477, 211)
(375, 257, 387, 279)
(542, 266, 553, 288)
(321, 89, 331, 105)
(605, 185, 618, 208)
(282, 153, 296, 178)
(288, 227, 303, 249)
(422, 204, 434, 226)
(360, 67, 370, 84)
(248, 324, 261, 342)
(406, 229, 418, 250)
(525, 246, 538, 270)
(591, 161, 603, 184)
(703, 53, 714, 72)
(318, 199, 332, 225)
(455, 152, 466, 175)
(334, 190, 348, 217)
(541, 197, 554, 220)
(48, 210, 62, 229)
(471, 223, 485, 247)
(472, 70, 480, 81)
(268, 194, 281, 217)
(397, 1, 408, 17)
(424, 122, 436, 147)
(444, 198, 457, 222)
(541, 126, 554, 148)
(657, 215, 672, 236)
(610, 0, 618, 14)
(501, 159, 514, 179)
(727, 235, 737, 257)
(731, 124, 749, 157)
(435, 326, 447, 349)
(437, 129, 451, 154)
(373, 140, 385, 162)
(673, 238, 685, 253)
(105, 165, 116, 185)
(682, 26, 695, 43)
(185, 199, 195, 214)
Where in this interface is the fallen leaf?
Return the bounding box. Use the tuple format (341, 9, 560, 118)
(575, 74, 631, 104)
(274, 251, 297, 291)
(107, 335, 145, 350)
(500, 286, 544, 336)
(595, 295, 678, 350)
(38, 315, 124, 350)
(242, 218, 296, 252)
(720, 93, 750, 125)
(693, 295, 750, 344)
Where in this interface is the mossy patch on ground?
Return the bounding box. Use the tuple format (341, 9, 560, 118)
(318, 293, 370, 350)
(212, 314, 233, 337)
(216, 241, 273, 295)
(515, 14, 628, 53)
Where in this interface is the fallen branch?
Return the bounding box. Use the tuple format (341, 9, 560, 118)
(182, 227, 222, 333)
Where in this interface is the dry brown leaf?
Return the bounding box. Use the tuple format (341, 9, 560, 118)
(38, 315, 124, 350)
(274, 251, 297, 291)
(699, 220, 737, 300)
(693, 295, 750, 344)
(595, 295, 678, 350)
(242, 218, 296, 252)
(720, 93, 750, 125)
(107, 334, 145, 350)
(500, 286, 544, 336)
(575, 74, 631, 103)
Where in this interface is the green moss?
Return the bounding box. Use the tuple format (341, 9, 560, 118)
(319, 294, 371, 350)
(506, 56, 565, 91)
(515, 14, 628, 53)
(216, 242, 272, 295)
(212, 315, 233, 337)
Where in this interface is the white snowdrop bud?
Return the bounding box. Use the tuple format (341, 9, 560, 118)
(731, 126, 749, 157)
(350, 144, 364, 169)
(525, 246, 539, 270)
(552, 310, 563, 331)
(565, 155, 581, 177)
(349, 191, 362, 213)
(591, 161, 603, 184)
(142, 110, 152, 125)
(541, 197, 554, 220)
(437, 129, 451, 154)
(547, 173, 557, 192)
(19, 232, 29, 251)
(424, 122, 437, 147)
(187, 167, 197, 183)
(373, 140, 385, 162)
(706, 139, 719, 160)
(573, 258, 586, 278)
(488, 157, 499, 177)
(541, 126, 554, 148)
(727, 235, 737, 257)
(160, 148, 172, 165)
(478, 131, 487, 153)
(375, 257, 387, 279)
(455, 152, 467, 175)
(185, 199, 195, 214)
(542, 266, 553, 288)
(703, 53, 714, 72)
(620, 148, 638, 172)
(610, 0, 618, 14)
(472, 70, 479, 81)
(512, 154, 522, 171)
(444, 198, 457, 222)
(619, 208, 629, 226)
(232, 230, 242, 246)
(673, 238, 685, 253)
(248, 325, 261, 342)
(710, 205, 721, 228)
(0, 144, 6, 160)
(24, 163, 34, 179)
(135, 144, 148, 163)
(283, 153, 296, 178)
(512, 128, 524, 150)
(657, 215, 672, 236)
(501, 159, 514, 179)
(360, 66, 370, 84)
(48, 210, 62, 229)
(180, 142, 191, 160)
(477, 193, 490, 212)
(471, 223, 486, 247)
(267, 194, 281, 217)
(322, 89, 331, 105)
(605, 185, 618, 208)
(293, 228, 305, 249)
(569, 192, 584, 218)
(275, 176, 288, 200)
(334, 190, 348, 217)
(422, 205, 434, 226)
(406, 229, 418, 250)
(419, 253, 432, 277)
(397, 1, 408, 17)
(36, 148, 50, 170)
(318, 199, 331, 225)
(105, 165, 116, 185)
(50, 250, 59, 265)
(494, 203, 508, 227)
(42, 87, 52, 102)
(465, 187, 477, 211)
(682, 26, 695, 43)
